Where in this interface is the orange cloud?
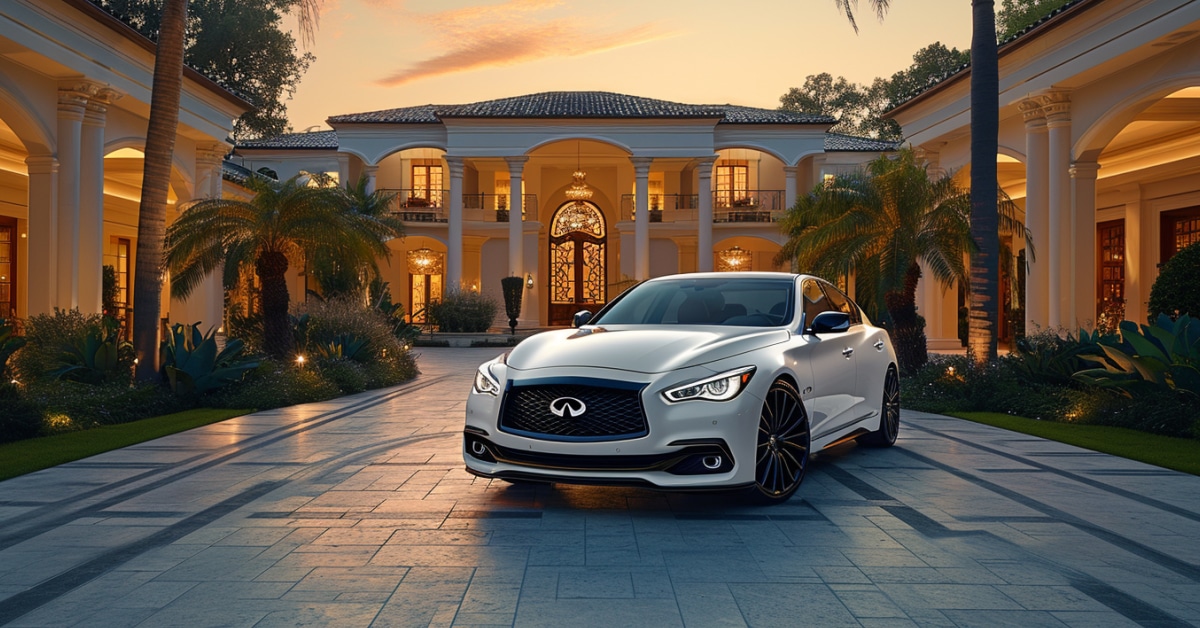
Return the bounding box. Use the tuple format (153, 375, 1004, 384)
(375, 0, 671, 87)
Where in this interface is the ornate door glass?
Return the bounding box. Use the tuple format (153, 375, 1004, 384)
(550, 201, 606, 324)
(407, 248, 444, 323)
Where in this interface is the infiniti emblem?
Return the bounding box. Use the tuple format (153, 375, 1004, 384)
(548, 397, 587, 418)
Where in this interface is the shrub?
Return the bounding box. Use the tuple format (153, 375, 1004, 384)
(1148, 240, 1200, 319)
(1011, 327, 1116, 387)
(13, 309, 115, 382)
(297, 297, 419, 380)
(903, 354, 1070, 420)
(427, 289, 498, 333)
(19, 380, 189, 430)
(319, 359, 369, 394)
(0, 318, 25, 381)
(208, 360, 341, 410)
(51, 317, 135, 385)
(0, 384, 42, 443)
(1075, 314, 1200, 400)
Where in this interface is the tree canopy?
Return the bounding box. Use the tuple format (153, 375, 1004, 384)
(997, 0, 1073, 40)
(91, 0, 314, 141)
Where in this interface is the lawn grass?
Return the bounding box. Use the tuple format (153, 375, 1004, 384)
(0, 408, 248, 482)
(947, 411, 1200, 476)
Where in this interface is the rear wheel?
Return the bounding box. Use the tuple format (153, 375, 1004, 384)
(747, 379, 810, 504)
(858, 365, 900, 448)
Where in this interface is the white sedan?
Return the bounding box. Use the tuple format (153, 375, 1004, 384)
(463, 272, 900, 503)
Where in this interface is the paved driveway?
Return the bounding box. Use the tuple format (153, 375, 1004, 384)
(1, 348, 1198, 627)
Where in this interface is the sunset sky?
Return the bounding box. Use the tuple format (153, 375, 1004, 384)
(284, 0, 975, 132)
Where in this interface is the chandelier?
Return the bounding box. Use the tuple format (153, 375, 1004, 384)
(407, 247, 444, 275)
(716, 246, 752, 272)
(563, 169, 593, 202)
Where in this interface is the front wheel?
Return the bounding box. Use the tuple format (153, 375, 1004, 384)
(747, 379, 810, 504)
(858, 365, 899, 448)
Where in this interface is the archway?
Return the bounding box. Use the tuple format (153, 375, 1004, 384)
(548, 200, 607, 325)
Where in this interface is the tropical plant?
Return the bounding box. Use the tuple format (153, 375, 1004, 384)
(0, 318, 25, 380)
(1012, 327, 1115, 387)
(1148, 241, 1200, 320)
(969, 0, 1003, 365)
(130, 0, 321, 380)
(1075, 314, 1200, 400)
(165, 174, 403, 359)
(51, 317, 134, 385)
(307, 175, 401, 299)
(777, 148, 1027, 373)
(159, 323, 259, 396)
(312, 333, 371, 362)
(131, 0, 187, 382)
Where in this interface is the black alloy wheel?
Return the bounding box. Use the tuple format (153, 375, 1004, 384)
(859, 365, 900, 447)
(750, 379, 810, 504)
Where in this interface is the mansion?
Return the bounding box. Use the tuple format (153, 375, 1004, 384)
(2, 0, 1199, 347)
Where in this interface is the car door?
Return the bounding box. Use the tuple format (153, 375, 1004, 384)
(793, 279, 858, 441)
(817, 281, 874, 432)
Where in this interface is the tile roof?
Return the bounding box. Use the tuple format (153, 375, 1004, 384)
(824, 132, 902, 152)
(326, 92, 836, 125)
(236, 129, 339, 150)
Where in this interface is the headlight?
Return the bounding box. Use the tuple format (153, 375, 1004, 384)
(472, 355, 505, 396)
(663, 366, 755, 403)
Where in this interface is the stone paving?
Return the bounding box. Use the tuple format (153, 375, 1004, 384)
(1, 347, 1199, 627)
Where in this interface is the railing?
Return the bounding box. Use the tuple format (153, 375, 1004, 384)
(463, 193, 538, 222)
(620, 191, 786, 223)
(384, 188, 448, 222)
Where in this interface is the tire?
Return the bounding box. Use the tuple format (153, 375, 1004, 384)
(746, 379, 811, 504)
(858, 365, 900, 448)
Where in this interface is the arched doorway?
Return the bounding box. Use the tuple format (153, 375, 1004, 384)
(548, 201, 607, 325)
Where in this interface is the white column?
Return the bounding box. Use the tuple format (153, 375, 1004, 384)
(697, 158, 716, 272)
(1071, 162, 1099, 328)
(78, 88, 119, 315)
(446, 156, 464, 290)
(506, 156, 527, 279)
(364, 164, 379, 194)
(56, 83, 94, 310)
(1020, 98, 1050, 334)
(632, 157, 653, 280)
(1124, 188, 1145, 325)
(25, 156, 58, 316)
(1043, 91, 1071, 330)
(784, 165, 799, 210)
(337, 154, 350, 188)
(173, 145, 226, 329)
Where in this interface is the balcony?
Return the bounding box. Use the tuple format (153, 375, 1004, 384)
(385, 190, 539, 223)
(620, 190, 786, 224)
(463, 193, 538, 222)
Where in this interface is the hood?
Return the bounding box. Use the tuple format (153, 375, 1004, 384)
(506, 326, 790, 374)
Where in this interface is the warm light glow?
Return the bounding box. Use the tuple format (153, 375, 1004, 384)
(554, 202, 602, 236)
(407, 248, 445, 275)
(563, 170, 594, 202)
(716, 246, 752, 272)
(297, 355, 306, 365)
(946, 366, 956, 375)
(526, 272, 534, 289)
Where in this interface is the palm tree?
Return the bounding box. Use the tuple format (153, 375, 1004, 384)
(777, 148, 1025, 373)
(131, 0, 322, 381)
(969, 0, 1001, 363)
(164, 174, 403, 359)
(829, 0, 1004, 365)
(307, 175, 400, 300)
(131, 0, 186, 382)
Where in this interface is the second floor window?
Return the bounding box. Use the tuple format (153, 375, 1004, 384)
(715, 161, 749, 208)
(411, 163, 443, 206)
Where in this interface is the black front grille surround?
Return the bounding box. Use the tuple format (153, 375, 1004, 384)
(499, 378, 648, 441)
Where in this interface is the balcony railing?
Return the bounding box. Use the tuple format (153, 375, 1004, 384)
(384, 188, 448, 222)
(463, 193, 538, 222)
(620, 191, 786, 223)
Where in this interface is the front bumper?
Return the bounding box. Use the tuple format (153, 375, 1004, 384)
(463, 364, 766, 489)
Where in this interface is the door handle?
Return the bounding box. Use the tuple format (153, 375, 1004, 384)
(874, 340, 885, 351)
(842, 347, 854, 358)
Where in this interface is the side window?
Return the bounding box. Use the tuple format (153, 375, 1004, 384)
(801, 280, 832, 328)
(820, 282, 861, 325)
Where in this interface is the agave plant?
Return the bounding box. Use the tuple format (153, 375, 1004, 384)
(160, 323, 259, 395)
(51, 318, 133, 385)
(313, 333, 371, 362)
(1074, 313, 1200, 399)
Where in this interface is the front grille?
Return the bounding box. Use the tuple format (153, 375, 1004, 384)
(500, 382, 648, 441)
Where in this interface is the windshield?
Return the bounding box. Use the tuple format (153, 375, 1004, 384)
(590, 277, 794, 327)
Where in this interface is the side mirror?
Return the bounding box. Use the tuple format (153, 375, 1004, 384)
(573, 310, 594, 328)
(807, 311, 851, 335)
